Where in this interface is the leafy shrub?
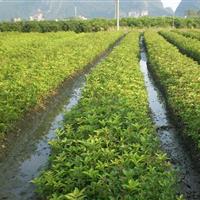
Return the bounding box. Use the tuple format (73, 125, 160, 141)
(172, 29, 200, 41)
(144, 31, 200, 150)
(33, 32, 178, 200)
(0, 19, 114, 33)
(160, 31, 200, 64)
(0, 17, 200, 33)
(0, 31, 123, 134)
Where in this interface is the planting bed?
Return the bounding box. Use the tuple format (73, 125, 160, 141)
(145, 31, 200, 157)
(143, 32, 200, 199)
(173, 30, 200, 41)
(160, 31, 200, 64)
(34, 32, 178, 200)
(1, 29, 200, 200)
(0, 31, 123, 136)
(0, 31, 125, 200)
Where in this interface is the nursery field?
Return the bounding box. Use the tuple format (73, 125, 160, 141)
(173, 29, 200, 41)
(0, 31, 123, 136)
(145, 31, 200, 150)
(160, 30, 200, 63)
(0, 29, 200, 200)
(33, 32, 178, 200)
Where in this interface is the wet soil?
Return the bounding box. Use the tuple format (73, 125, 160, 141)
(0, 76, 85, 200)
(140, 37, 200, 200)
(0, 35, 125, 200)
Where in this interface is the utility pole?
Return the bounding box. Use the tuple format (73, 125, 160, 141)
(172, 13, 175, 29)
(116, 0, 119, 31)
(74, 6, 77, 18)
(115, 0, 117, 19)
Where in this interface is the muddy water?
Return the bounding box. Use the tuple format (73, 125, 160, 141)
(0, 36, 123, 200)
(0, 75, 86, 200)
(140, 38, 200, 200)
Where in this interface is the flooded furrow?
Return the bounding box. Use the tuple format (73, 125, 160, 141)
(0, 37, 124, 200)
(0, 74, 86, 200)
(139, 37, 200, 200)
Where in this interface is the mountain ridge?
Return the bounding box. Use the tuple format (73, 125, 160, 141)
(0, 0, 173, 21)
(176, 0, 200, 16)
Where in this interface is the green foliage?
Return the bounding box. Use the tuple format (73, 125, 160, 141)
(0, 17, 200, 33)
(65, 188, 86, 200)
(0, 31, 123, 135)
(160, 30, 200, 64)
(33, 32, 178, 200)
(172, 29, 200, 41)
(121, 17, 200, 28)
(144, 30, 200, 149)
(0, 19, 114, 33)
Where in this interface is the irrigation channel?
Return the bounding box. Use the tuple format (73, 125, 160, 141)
(140, 37, 200, 200)
(0, 37, 124, 200)
(0, 68, 86, 200)
(0, 35, 200, 200)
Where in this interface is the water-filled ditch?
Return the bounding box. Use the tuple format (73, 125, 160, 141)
(0, 36, 124, 200)
(1, 34, 199, 200)
(140, 37, 200, 200)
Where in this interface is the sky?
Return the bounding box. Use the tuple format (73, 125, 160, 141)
(161, 0, 182, 11)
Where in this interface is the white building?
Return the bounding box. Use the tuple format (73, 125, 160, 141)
(141, 10, 149, 16)
(30, 9, 44, 21)
(13, 17, 22, 22)
(78, 15, 87, 20)
(128, 10, 149, 18)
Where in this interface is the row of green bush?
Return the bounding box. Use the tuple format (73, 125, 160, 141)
(33, 32, 179, 200)
(0, 17, 200, 33)
(160, 31, 200, 64)
(144, 30, 200, 151)
(121, 17, 200, 28)
(0, 31, 123, 135)
(172, 29, 200, 40)
(0, 19, 114, 33)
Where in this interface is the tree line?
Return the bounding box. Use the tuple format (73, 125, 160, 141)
(0, 17, 200, 33)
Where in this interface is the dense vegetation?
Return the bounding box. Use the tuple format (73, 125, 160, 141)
(121, 17, 200, 28)
(0, 19, 114, 33)
(160, 31, 200, 63)
(0, 31, 123, 135)
(33, 32, 179, 200)
(172, 29, 200, 40)
(1, 17, 200, 33)
(144, 31, 200, 150)
(2, 27, 200, 198)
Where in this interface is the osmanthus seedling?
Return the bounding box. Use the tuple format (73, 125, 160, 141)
(160, 30, 200, 64)
(145, 30, 200, 153)
(0, 31, 123, 137)
(172, 29, 200, 41)
(34, 32, 179, 200)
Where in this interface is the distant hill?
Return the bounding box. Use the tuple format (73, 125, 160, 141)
(176, 0, 200, 16)
(0, 0, 173, 21)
